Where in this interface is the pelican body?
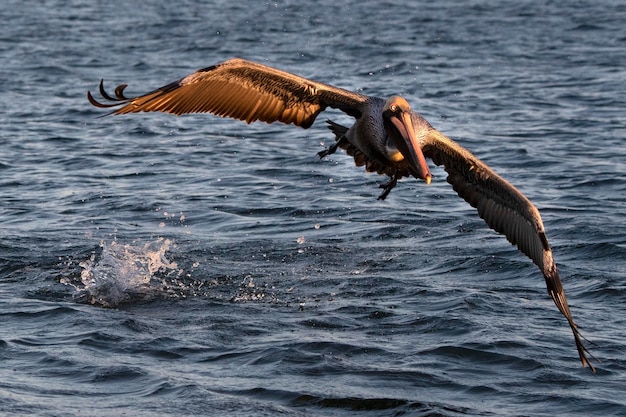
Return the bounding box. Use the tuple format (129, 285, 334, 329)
(88, 58, 594, 371)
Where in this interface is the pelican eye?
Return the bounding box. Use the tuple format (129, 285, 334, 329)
(389, 104, 398, 112)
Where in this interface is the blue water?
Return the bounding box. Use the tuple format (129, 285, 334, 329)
(2, 0, 626, 415)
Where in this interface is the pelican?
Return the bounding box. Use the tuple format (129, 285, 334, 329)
(88, 58, 594, 371)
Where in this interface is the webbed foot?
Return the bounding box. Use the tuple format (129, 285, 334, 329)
(377, 175, 398, 200)
(317, 137, 348, 159)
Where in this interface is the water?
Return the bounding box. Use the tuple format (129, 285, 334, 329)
(1, 0, 626, 415)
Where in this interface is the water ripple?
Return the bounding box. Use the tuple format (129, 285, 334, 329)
(2, 0, 626, 416)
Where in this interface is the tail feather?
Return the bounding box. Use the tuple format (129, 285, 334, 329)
(326, 119, 349, 140)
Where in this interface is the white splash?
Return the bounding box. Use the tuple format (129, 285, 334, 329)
(65, 238, 180, 307)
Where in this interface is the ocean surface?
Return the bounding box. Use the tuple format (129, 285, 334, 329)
(1, 1, 625, 416)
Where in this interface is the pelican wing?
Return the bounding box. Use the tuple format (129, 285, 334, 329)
(88, 58, 369, 128)
(423, 128, 594, 371)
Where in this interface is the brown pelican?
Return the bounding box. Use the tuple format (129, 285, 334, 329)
(88, 58, 594, 371)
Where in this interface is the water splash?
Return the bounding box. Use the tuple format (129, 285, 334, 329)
(62, 238, 182, 307)
(59, 238, 294, 307)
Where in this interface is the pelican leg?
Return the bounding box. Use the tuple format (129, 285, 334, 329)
(317, 136, 348, 158)
(377, 174, 398, 200)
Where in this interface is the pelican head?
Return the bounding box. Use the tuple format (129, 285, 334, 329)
(383, 96, 432, 184)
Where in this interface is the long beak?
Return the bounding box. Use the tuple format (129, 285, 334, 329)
(389, 112, 432, 184)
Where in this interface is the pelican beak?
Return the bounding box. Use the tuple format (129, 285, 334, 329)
(389, 111, 432, 184)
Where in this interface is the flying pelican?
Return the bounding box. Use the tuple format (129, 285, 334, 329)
(88, 58, 594, 371)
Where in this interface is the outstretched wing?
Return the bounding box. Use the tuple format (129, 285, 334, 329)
(88, 58, 369, 128)
(423, 128, 595, 371)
